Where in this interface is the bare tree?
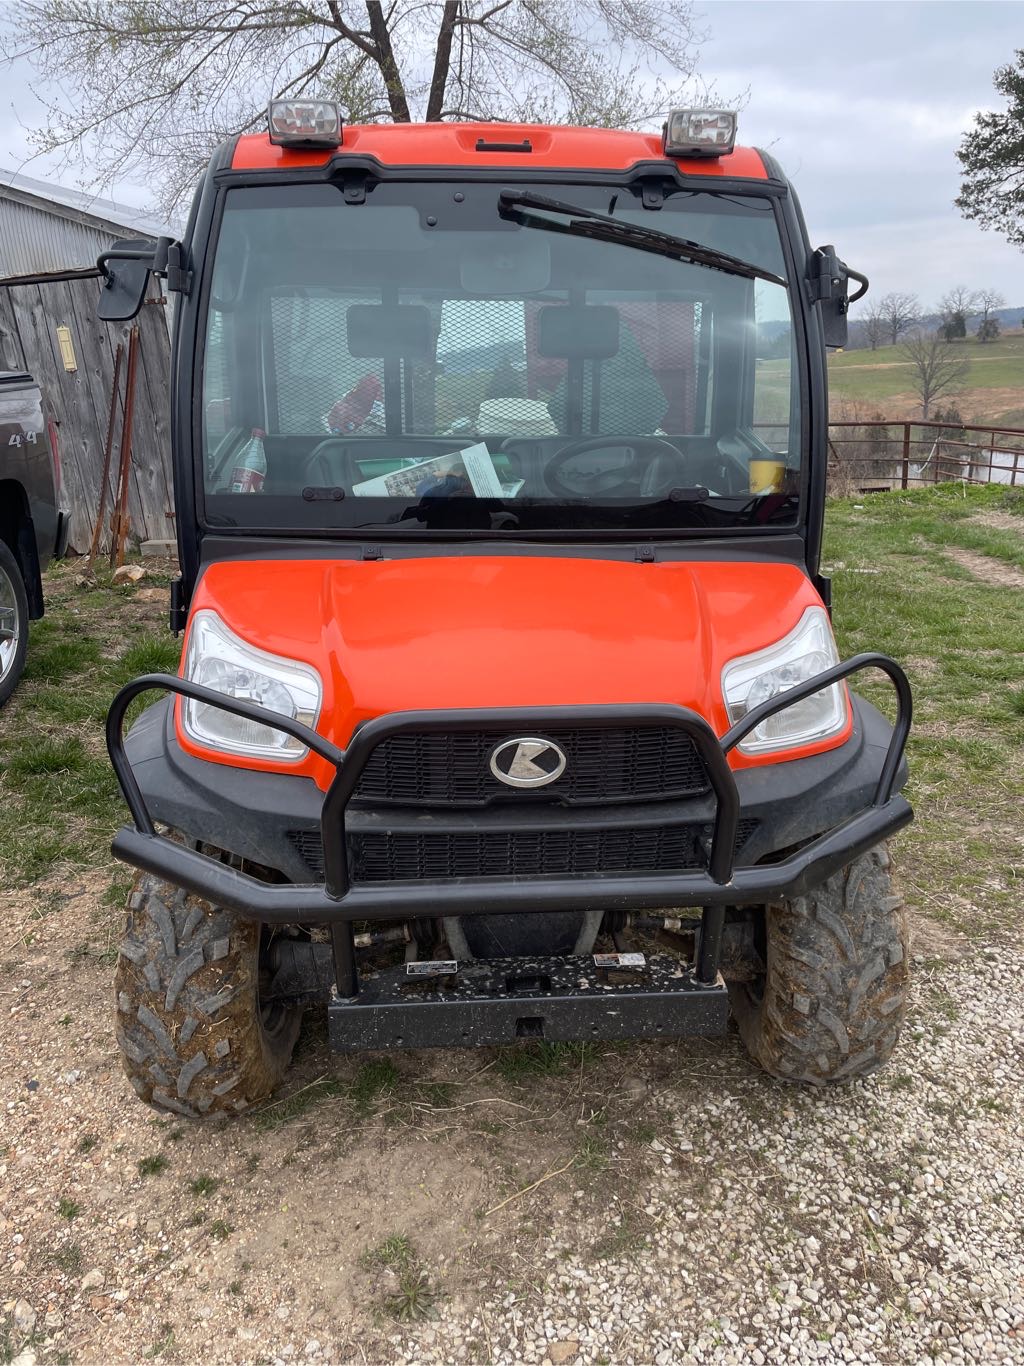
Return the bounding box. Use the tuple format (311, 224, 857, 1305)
(899, 332, 970, 420)
(877, 292, 919, 347)
(937, 285, 981, 340)
(862, 306, 886, 351)
(975, 286, 1006, 342)
(1, 1, 717, 216)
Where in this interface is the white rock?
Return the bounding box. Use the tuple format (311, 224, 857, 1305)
(13, 1301, 35, 1334)
(113, 563, 146, 585)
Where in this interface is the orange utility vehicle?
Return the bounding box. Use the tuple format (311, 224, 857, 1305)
(100, 104, 912, 1117)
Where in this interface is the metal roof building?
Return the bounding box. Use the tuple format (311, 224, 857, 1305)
(0, 169, 177, 555)
(0, 168, 179, 279)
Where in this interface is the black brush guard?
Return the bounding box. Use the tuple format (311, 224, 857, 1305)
(107, 655, 912, 1047)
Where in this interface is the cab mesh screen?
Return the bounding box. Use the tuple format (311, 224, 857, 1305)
(265, 290, 704, 438)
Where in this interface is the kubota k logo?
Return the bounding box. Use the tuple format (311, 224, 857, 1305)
(489, 737, 567, 788)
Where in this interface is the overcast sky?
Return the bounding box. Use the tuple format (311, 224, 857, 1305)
(699, 0, 1024, 312)
(1, 0, 1022, 311)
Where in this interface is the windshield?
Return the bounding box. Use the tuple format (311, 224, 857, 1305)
(200, 180, 800, 535)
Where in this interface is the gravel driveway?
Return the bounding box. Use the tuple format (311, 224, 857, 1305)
(3, 888, 1022, 1365)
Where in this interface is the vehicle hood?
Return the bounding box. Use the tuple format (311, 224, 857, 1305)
(184, 555, 825, 783)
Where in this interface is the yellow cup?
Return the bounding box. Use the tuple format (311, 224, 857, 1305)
(749, 459, 785, 494)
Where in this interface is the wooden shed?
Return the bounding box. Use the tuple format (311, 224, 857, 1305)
(0, 170, 178, 554)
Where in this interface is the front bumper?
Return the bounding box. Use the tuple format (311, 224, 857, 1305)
(107, 653, 913, 927)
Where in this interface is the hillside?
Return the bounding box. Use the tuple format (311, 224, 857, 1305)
(826, 330, 1024, 425)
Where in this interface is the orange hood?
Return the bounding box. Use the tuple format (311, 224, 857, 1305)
(179, 555, 836, 786)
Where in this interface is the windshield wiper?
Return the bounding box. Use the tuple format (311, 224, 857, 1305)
(497, 190, 786, 286)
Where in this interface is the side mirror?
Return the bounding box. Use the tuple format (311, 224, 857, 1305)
(810, 245, 868, 349)
(97, 236, 188, 321)
(97, 238, 157, 321)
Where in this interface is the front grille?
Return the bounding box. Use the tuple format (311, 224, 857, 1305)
(288, 820, 758, 883)
(353, 727, 710, 807)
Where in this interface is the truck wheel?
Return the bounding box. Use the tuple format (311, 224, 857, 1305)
(0, 539, 28, 707)
(729, 846, 908, 1084)
(114, 873, 303, 1117)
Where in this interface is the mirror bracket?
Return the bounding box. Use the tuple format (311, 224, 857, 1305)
(808, 245, 868, 350)
(164, 242, 192, 297)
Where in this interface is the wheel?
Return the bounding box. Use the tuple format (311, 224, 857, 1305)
(729, 846, 908, 1084)
(114, 872, 303, 1117)
(0, 539, 29, 707)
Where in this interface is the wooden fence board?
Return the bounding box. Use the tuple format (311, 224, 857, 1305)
(0, 274, 172, 552)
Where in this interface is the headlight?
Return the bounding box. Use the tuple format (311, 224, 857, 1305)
(721, 607, 847, 755)
(183, 611, 322, 761)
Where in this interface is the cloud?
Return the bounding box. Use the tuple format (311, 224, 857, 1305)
(697, 0, 1024, 302)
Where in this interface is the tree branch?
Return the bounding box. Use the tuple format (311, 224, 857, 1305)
(364, 0, 411, 121)
(324, 0, 379, 60)
(426, 0, 459, 122)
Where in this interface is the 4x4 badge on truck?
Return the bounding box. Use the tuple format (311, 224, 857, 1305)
(489, 737, 567, 788)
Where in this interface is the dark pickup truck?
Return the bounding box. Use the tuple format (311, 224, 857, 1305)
(0, 371, 69, 704)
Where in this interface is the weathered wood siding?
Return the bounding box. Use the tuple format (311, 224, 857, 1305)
(0, 276, 173, 553)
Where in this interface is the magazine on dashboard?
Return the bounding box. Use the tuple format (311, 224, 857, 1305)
(352, 442, 505, 498)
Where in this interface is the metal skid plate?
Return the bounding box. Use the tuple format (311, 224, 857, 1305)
(327, 952, 729, 1051)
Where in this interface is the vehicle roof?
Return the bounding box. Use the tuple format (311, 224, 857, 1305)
(230, 122, 769, 180)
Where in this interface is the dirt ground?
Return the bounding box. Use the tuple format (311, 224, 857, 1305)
(831, 385, 1024, 426)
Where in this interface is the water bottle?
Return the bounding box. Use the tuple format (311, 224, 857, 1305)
(229, 428, 267, 493)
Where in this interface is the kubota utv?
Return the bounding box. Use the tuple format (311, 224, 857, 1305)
(99, 104, 912, 1118)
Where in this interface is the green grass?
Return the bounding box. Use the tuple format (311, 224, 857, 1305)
(0, 561, 181, 886)
(827, 330, 1024, 406)
(248, 1060, 400, 1132)
(361, 1233, 414, 1271)
(143, 1324, 175, 1359)
(361, 1235, 437, 1322)
(188, 1175, 220, 1197)
(138, 1154, 169, 1178)
(349, 1058, 399, 1115)
(22, 624, 103, 684)
(250, 1077, 348, 1132)
(108, 638, 182, 688)
(50, 1242, 83, 1275)
(494, 1040, 596, 1084)
(824, 483, 1024, 932)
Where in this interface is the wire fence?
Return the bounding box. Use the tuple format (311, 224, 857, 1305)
(826, 420, 1024, 496)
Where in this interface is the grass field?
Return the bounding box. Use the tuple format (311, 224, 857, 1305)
(824, 483, 1024, 936)
(825, 330, 1024, 425)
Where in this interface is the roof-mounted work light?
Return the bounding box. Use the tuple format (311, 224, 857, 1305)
(267, 99, 343, 148)
(663, 109, 737, 159)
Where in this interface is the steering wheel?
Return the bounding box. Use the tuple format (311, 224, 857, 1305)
(301, 437, 354, 488)
(542, 436, 689, 499)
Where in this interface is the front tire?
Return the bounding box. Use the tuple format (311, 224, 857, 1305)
(0, 539, 29, 707)
(114, 873, 303, 1117)
(730, 846, 908, 1084)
